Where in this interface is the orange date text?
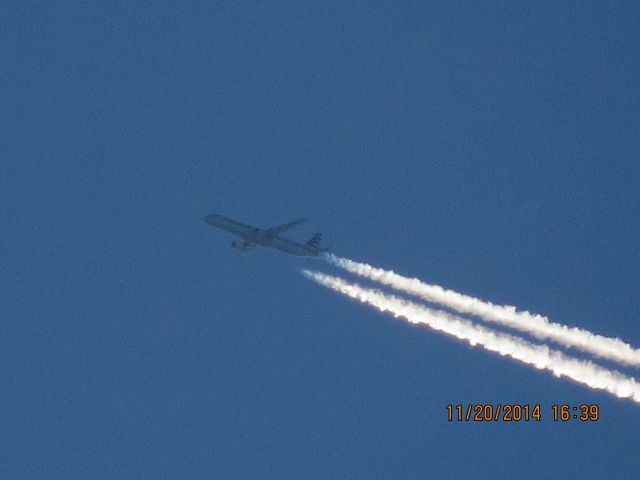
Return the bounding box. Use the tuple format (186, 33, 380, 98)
(446, 404, 542, 422)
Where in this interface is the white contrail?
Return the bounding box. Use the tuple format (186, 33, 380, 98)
(303, 270, 640, 404)
(324, 254, 640, 368)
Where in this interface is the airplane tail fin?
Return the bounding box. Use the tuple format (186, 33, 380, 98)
(306, 233, 322, 249)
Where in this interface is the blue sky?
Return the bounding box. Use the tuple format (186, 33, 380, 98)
(3, 1, 639, 478)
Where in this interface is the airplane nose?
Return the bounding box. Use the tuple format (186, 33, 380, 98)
(204, 214, 221, 225)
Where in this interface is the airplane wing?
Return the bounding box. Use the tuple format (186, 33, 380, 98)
(204, 214, 257, 240)
(266, 218, 306, 235)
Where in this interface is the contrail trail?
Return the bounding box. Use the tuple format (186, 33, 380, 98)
(303, 270, 640, 404)
(324, 254, 640, 368)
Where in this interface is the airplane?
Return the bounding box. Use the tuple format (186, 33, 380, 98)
(204, 213, 328, 257)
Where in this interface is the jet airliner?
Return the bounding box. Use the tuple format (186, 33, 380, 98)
(204, 213, 327, 257)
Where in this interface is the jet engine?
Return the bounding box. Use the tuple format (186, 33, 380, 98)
(231, 240, 249, 252)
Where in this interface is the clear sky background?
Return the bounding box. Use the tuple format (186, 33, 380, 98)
(3, 2, 639, 478)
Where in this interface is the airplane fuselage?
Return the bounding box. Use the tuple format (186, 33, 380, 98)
(204, 214, 324, 257)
